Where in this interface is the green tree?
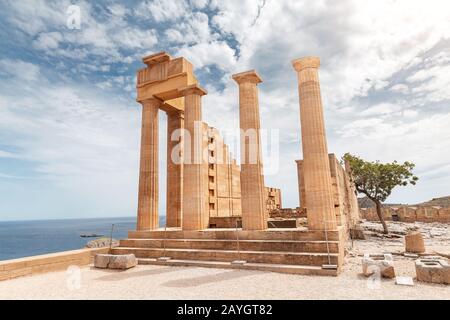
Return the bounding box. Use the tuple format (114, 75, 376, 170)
(343, 153, 418, 234)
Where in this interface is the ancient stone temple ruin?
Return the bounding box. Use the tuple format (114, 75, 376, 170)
(112, 52, 360, 276)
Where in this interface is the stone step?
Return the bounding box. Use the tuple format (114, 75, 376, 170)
(128, 229, 340, 241)
(112, 247, 338, 266)
(119, 238, 339, 253)
(138, 258, 338, 276)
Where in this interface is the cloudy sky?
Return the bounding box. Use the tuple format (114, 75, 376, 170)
(0, 0, 449, 221)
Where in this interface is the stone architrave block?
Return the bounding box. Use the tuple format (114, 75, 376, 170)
(362, 253, 395, 278)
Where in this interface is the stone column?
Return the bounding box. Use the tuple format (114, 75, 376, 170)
(292, 57, 336, 230)
(180, 85, 208, 230)
(232, 70, 267, 230)
(137, 97, 161, 230)
(166, 110, 184, 228)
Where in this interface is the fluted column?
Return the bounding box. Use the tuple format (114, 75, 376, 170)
(180, 85, 208, 230)
(166, 110, 184, 228)
(292, 57, 336, 230)
(137, 97, 161, 230)
(232, 70, 267, 230)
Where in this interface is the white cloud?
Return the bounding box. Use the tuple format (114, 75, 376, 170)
(135, 0, 188, 22)
(6, 1, 159, 65)
(203, 0, 450, 206)
(4, 0, 67, 35)
(112, 28, 158, 49)
(190, 0, 209, 9)
(33, 32, 62, 50)
(0, 151, 19, 158)
(360, 103, 402, 117)
(390, 84, 409, 94)
(0, 59, 40, 81)
(408, 64, 450, 102)
(0, 62, 141, 219)
(176, 41, 237, 72)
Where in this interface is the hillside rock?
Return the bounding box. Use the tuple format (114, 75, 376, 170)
(86, 237, 119, 248)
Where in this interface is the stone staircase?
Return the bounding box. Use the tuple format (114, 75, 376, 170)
(111, 228, 345, 276)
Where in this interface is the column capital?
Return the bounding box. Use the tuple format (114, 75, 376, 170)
(139, 96, 163, 107)
(178, 84, 207, 97)
(292, 56, 320, 72)
(232, 70, 263, 84)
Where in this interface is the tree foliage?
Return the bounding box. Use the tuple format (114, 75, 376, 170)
(343, 153, 418, 234)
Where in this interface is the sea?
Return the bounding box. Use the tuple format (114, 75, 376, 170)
(0, 216, 166, 261)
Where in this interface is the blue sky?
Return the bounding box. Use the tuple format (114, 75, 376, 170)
(1, 0, 450, 221)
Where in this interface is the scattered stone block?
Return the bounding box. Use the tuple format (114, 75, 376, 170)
(94, 254, 137, 269)
(415, 259, 450, 284)
(350, 226, 365, 240)
(362, 253, 395, 278)
(396, 276, 414, 286)
(94, 254, 110, 268)
(405, 231, 425, 254)
(267, 219, 298, 228)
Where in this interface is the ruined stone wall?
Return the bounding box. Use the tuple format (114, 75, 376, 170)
(206, 125, 241, 218)
(265, 187, 282, 213)
(296, 154, 360, 231)
(204, 124, 283, 222)
(329, 154, 360, 230)
(360, 206, 450, 223)
(205, 125, 278, 220)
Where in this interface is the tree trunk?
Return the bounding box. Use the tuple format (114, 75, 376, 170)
(374, 200, 389, 234)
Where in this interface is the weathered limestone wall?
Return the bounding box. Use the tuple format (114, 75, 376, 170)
(206, 125, 242, 219)
(344, 159, 361, 226)
(397, 206, 418, 222)
(0, 248, 109, 281)
(360, 206, 450, 223)
(296, 153, 360, 232)
(205, 125, 281, 222)
(265, 187, 282, 213)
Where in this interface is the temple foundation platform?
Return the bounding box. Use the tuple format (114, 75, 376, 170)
(112, 227, 346, 276)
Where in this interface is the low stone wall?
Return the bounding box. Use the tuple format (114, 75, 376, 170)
(269, 208, 306, 219)
(0, 247, 109, 281)
(360, 206, 450, 223)
(209, 216, 242, 228)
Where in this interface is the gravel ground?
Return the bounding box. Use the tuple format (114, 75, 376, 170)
(0, 261, 449, 300)
(1, 221, 449, 300)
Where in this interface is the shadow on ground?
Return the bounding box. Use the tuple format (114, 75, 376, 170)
(161, 269, 265, 288)
(93, 266, 190, 281)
